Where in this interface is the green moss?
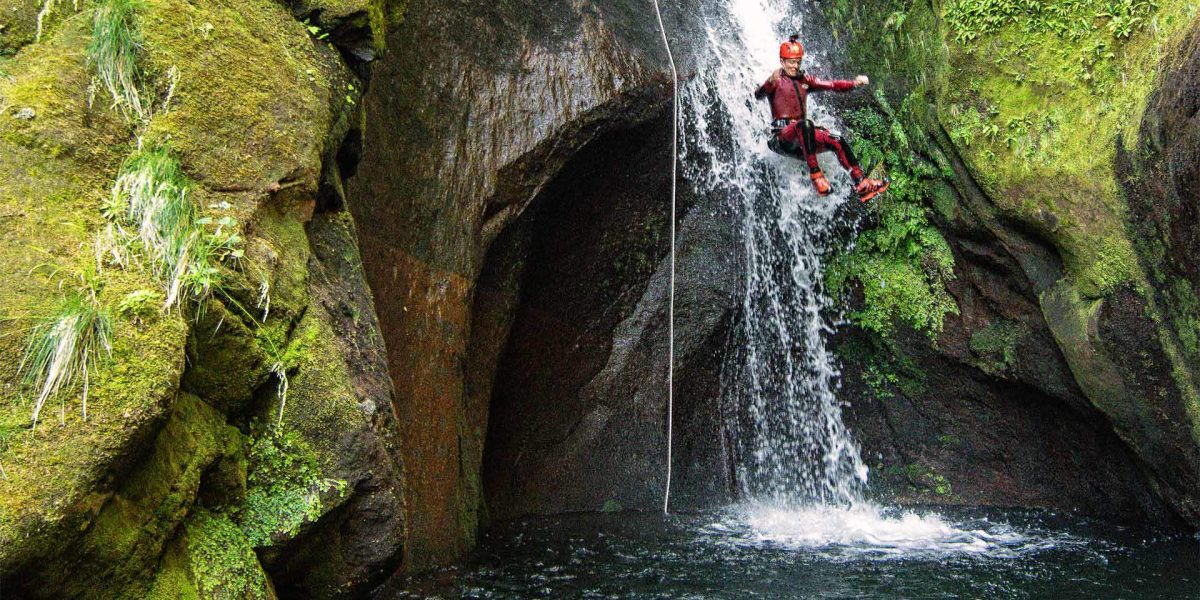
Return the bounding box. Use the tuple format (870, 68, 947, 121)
(0, 0, 386, 592)
(0, 12, 130, 165)
(968, 319, 1030, 375)
(187, 509, 273, 600)
(0, 0, 43, 54)
(144, 538, 203, 600)
(180, 299, 271, 412)
(937, 0, 1198, 296)
(115, 288, 161, 326)
(1169, 279, 1200, 359)
(600, 499, 622, 513)
(235, 424, 346, 548)
(827, 0, 1199, 301)
(0, 393, 237, 598)
(837, 334, 928, 400)
(0, 135, 187, 583)
(138, 0, 339, 191)
(904, 463, 953, 497)
(146, 508, 275, 600)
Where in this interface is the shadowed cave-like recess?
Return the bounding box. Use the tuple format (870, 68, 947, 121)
(476, 110, 735, 519)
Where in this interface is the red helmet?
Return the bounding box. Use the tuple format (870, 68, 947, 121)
(779, 35, 804, 60)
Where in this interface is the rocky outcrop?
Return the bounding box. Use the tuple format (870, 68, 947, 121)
(823, 0, 1200, 527)
(0, 1, 406, 597)
(347, 0, 730, 569)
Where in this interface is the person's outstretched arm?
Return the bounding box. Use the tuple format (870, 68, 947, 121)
(754, 69, 782, 99)
(806, 74, 869, 92)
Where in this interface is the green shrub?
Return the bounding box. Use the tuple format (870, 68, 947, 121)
(827, 97, 959, 340)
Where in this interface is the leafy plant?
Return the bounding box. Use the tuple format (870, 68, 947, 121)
(87, 0, 147, 122)
(944, 0, 1158, 44)
(236, 425, 345, 547)
(18, 290, 113, 428)
(115, 288, 160, 326)
(831, 98, 960, 340)
(301, 18, 329, 41)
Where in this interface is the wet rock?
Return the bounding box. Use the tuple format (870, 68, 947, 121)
(348, 0, 718, 568)
(824, 0, 1200, 528)
(482, 111, 741, 518)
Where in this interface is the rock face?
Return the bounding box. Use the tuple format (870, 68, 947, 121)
(7, 0, 1200, 596)
(821, 0, 1200, 527)
(0, 1, 406, 597)
(481, 112, 741, 518)
(347, 0, 733, 568)
(1116, 20, 1200, 524)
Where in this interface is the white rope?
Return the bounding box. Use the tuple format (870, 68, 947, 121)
(651, 0, 678, 516)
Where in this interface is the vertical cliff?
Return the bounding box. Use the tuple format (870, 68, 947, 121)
(347, 0, 736, 569)
(822, 0, 1200, 526)
(0, 1, 407, 597)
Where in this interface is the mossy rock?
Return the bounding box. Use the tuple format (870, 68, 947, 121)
(2, 393, 239, 598)
(138, 0, 344, 194)
(1, 0, 406, 593)
(234, 423, 347, 549)
(291, 0, 391, 60)
(0, 10, 130, 165)
(146, 508, 277, 600)
(0, 0, 42, 55)
(0, 36, 188, 595)
(0, 0, 84, 56)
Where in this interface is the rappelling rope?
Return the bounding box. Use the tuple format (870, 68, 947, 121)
(651, 0, 678, 516)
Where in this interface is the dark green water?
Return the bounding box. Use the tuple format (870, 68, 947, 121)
(379, 506, 1198, 599)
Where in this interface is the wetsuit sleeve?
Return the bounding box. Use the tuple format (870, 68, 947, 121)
(805, 75, 856, 92)
(754, 71, 779, 100)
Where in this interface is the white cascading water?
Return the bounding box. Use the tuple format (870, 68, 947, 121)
(681, 0, 1039, 554)
(681, 0, 866, 510)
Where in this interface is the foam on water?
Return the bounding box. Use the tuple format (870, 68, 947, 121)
(704, 503, 1081, 559)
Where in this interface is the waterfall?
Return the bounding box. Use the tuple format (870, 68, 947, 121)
(681, 0, 868, 507)
(673, 0, 1049, 558)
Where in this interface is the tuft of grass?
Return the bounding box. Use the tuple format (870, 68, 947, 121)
(87, 0, 148, 122)
(103, 140, 244, 313)
(18, 291, 113, 428)
(105, 139, 198, 307)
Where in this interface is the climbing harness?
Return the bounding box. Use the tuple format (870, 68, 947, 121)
(651, 0, 678, 516)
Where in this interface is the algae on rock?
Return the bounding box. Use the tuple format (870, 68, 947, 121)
(1, 0, 406, 596)
(825, 0, 1200, 526)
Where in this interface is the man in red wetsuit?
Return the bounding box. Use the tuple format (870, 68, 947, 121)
(755, 35, 889, 201)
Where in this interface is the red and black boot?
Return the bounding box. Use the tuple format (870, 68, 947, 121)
(810, 170, 832, 196)
(854, 176, 890, 203)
